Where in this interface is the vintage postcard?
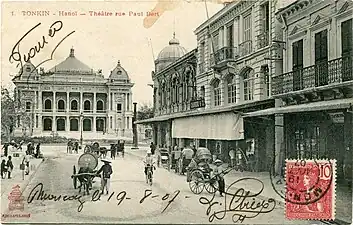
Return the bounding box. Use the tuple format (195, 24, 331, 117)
(1, 0, 352, 224)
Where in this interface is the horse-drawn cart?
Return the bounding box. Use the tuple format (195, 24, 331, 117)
(71, 152, 100, 195)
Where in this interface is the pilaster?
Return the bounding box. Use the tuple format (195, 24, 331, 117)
(93, 92, 97, 113)
(53, 92, 56, 112)
(66, 116, 70, 131)
(66, 92, 70, 112)
(80, 92, 83, 112)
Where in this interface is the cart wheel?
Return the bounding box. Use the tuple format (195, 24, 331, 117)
(73, 165, 77, 189)
(189, 170, 204, 194)
(205, 180, 219, 194)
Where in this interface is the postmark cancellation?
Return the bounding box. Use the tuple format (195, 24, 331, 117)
(285, 159, 336, 221)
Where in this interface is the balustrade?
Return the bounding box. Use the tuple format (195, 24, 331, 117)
(210, 47, 238, 66)
(239, 40, 252, 57)
(257, 31, 269, 49)
(272, 55, 353, 95)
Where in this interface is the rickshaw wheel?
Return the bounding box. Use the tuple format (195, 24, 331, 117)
(205, 180, 219, 194)
(189, 170, 204, 194)
(73, 165, 77, 189)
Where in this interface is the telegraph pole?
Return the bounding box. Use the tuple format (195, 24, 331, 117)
(131, 102, 139, 149)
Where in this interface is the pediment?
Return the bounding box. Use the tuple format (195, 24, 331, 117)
(312, 15, 321, 26)
(290, 26, 299, 35)
(338, 1, 351, 14)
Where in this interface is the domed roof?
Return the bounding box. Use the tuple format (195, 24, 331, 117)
(156, 33, 187, 61)
(49, 48, 93, 73)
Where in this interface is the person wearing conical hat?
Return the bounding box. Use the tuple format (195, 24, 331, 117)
(213, 159, 225, 197)
(96, 158, 113, 195)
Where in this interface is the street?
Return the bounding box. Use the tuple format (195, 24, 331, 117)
(1, 145, 327, 224)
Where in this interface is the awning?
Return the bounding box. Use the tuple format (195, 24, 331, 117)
(243, 98, 353, 118)
(172, 112, 244, 140)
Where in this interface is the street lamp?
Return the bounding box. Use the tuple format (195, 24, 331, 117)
(80, 111, 83, 148)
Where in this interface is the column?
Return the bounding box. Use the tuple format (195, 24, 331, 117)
(35, 91, 38, 111)
(126, 93, 129, 111)
(53, 92, 56, 112)
(157, 123, 162, 147)
(66, 92, 69, 112)
(107, 92, 110, 112)
(66, 116, 70, 131)
(93, 116, 96, 132)
(53, 116, 56, 132)
(93, 92, 96, 113)
(274, 99, 285, 176)
(39, 91, 42, 111)
(343, 111, 352, 180)
(80, 92, 83, 112)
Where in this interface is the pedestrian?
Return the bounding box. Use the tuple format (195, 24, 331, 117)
(228, 148, 235, 168)
(111, 144, 116, 160)
(22, 151, 30, 175)
(7, 156, 14, 179)
(35, 143, 41, 158)
(121, 141, 125, 158)
(150, 142, 156, 155)
(96, 159, 113, 195)
(2, 143, 9, 157)
(74, 142, 79, 154)
(213, 159, 226, 197)
(1, 159, 7, 179)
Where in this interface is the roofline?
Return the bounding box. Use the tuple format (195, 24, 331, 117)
(154, 49, 197, 76)
(275, 0, 311, 16)
(194, 1, 241, 35)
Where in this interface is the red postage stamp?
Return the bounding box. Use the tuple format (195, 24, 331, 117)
(285, 159, 336, 220)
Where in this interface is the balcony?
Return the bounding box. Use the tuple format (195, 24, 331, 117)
(210, 47, 238, 68)
(239, 40, 252, 57)
(272, 55, 353, 96)
(257, 31, 269, 49)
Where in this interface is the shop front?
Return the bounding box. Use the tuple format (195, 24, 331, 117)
(171, 111, 244, 163)
(243, 98, 353, 180)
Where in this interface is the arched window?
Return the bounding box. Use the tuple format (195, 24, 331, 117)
(70, 119, 79, 131)
(84, 100, 91, 111)
(227, 75, 236, 104)
(96, 118, 104, 131)
(83, 118, 91, 131)
(44, 99, 52, 110)
(213, 79, 221, 106)
(243, 68, 255, 101)
(172, 78, 179, 104)
(58, 100, 65, 111)
(57, 118, 65, 131)
(43, 118, 52, 131)
(97, 100, 104, 111)
(71, 100, 78, 111)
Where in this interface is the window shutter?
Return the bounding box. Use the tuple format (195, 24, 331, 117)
(321, 30, 328, 59)
(292, 42, 298, 67)
(342, 19, 352, 54)
(315, 32, 321, 62)
(298, 40, 303, 67)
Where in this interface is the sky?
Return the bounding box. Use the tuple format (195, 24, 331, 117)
(1, 0, 294, 106)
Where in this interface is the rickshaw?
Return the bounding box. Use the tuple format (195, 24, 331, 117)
(71, 152, 100, 195)
(177, 148, 194, 175)
(158, 148, 169, 167)
(187, 147, 233, 194)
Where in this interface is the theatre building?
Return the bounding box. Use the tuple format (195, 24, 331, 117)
(245, 0, 353, 180)
(137, 0, 282, 172)
(12, 48, 134, 141)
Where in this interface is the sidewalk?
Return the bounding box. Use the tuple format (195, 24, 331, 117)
(1, 155, 44, 213)
(127, 147, 352, 224)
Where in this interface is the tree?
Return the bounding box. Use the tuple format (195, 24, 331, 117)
(137, 103, 154, 121)
(1, 87, 16, 141)
(1, 87, 31, 142)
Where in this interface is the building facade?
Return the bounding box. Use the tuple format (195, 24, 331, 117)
(138, 0, 282, 172)
(245, 0, 353, 180)
(12, 48, 134, 141)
